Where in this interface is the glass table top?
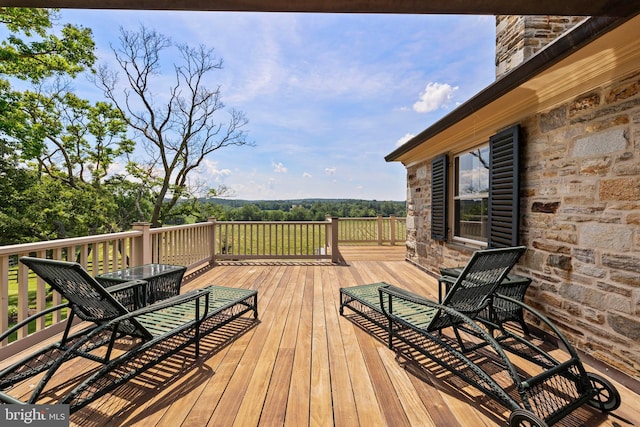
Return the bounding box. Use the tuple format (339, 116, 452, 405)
(97, 263, 185, 281)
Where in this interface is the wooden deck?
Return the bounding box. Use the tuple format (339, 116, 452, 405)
(5, 246, 640, 426)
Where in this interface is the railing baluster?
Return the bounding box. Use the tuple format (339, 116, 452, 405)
(0, 255, 9, 346)
(52, 248, 63, 323)
(17, 254, 29, 339)
(35, 250, 47, 331)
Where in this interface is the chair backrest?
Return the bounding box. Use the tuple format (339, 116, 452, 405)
(440, 246, 526, 316)
(20, 257, 148, 336)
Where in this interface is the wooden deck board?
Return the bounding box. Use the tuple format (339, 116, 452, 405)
(310, 267, 332, 427)
(284, 267, 313, 427)
(2, 245, 639, 427)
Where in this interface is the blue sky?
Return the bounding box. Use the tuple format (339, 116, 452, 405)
(60, 10, 496, 201)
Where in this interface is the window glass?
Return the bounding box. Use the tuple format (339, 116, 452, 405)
(454, 146, 489, 243)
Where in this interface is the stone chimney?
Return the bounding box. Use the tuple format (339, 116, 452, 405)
(495, 16, 585, 79)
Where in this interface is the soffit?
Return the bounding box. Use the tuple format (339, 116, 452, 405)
(390, 14, 640, 167)
(0, 0, 637, 16)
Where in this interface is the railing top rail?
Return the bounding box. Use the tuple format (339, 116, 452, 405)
(0, 230, 143, 257)
(148, 222, 213, 235)
(213, 220, 331, 225)
(337, 216, 404, 220)
(339, 217, 383, 220)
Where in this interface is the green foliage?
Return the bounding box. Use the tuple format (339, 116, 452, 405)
(0, 171, 121, 244)
(0, 9, 145, 243)
(104, 175, 156, 230)
(6, 88, 133, 186)
(0, 9, 97, 155)
(0, 9, 97, 158)
(0, 8, 95, 82)
(18, 177, 119, 239)
(0, 145, 40, 244)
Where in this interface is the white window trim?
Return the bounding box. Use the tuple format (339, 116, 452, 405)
(452, 144, 489, 246)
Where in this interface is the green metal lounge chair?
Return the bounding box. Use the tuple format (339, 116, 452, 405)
(341, 246, 526, 346)
(340, 246, 621, 426)
(0, 257, 210, 411)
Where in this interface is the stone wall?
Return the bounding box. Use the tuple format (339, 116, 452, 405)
(404, 70, 640, 380)
(495, 16, 585, 78)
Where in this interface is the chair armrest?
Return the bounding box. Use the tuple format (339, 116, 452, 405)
(382, 285, 435, 306)
(439, 267, 463, 277)
(379, 285, 440, 320)
(105, 279, 147, 294)
(0, 303, 69, 342)
(438, 276, 457, 285)
(494, 294, 581, 360)
(436, 275, 457, 303)
(0, 390, 26, 404)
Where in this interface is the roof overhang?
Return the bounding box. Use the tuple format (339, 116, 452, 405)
(385, 13, 640, 167)
(1, 0, 638, 16)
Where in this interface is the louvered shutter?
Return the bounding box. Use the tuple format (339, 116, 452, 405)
(431, 154, 448, 241)
(488, 125, 520, 248)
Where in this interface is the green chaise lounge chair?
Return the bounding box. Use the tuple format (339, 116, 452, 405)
(0, 257, 257, 412)
(340, 246, 620, 427)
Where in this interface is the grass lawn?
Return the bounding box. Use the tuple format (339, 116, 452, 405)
(5, 267, 68, 342)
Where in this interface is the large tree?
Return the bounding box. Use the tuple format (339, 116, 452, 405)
(0, 8, 107, 242)
(97, 25, 251, 227)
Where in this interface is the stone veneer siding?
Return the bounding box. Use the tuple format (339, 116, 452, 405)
(495, 15, 585, 78)
(405, 70, 640, 380)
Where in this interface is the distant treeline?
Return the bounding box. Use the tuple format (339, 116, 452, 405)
(167, 199, 406, 224)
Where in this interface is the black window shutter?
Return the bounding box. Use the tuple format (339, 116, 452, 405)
(431, 154, 448, 242)
(488, 124, 520, 248)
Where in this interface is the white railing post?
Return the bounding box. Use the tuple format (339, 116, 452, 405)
(208, 218, 217, 265)
(390, 214, 397, 246)
(132, 222, 152, 266)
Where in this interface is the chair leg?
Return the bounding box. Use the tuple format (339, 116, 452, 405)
(518, 312, 530, 335)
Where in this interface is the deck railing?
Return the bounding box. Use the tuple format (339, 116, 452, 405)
(213, 220, 334, 261)
(0, 216, 404, 353)
(338, 215, 406, 245)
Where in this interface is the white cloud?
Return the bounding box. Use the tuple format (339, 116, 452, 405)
(325, 167, 336, 176)
(303, 172, 312, 178)
(203, 159, 232, 180)
(396, 133, 415, 147)
(413, 82, 459, 113)
(273, 162, 288, 173)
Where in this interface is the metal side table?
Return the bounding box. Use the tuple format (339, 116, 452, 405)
(97, 264, 187, 305)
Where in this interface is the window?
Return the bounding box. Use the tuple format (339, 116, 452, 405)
(430, 124, 520, 248)
(454, 146, 489, 244)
